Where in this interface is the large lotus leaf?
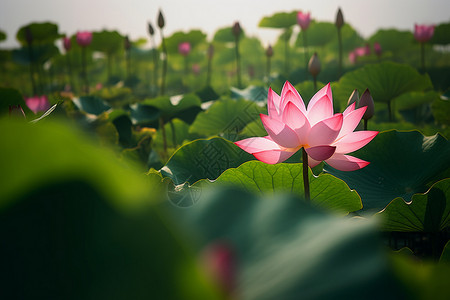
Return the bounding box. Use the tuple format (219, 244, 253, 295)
(258, 11, 297, 28)
(213, 26, 245, 43)
(240, 118, 266, 138)
(16, 22, 61, 45)
(0, 87, 33, 116)
(164, 30, 207, 54)
(90, 30, 123, 54)
(171, 187, 407, 299)
(160, 137, 254, 185)
(368, 29, 414, 54)
(210, 161, 361, 214)
(377, 179, 450, 232)
(72, 96, 111, 115)
(325, 130, 450, 212)
(394, 91, 440, 110)
(189, 98, 264, 139)
(230, 85, 268, 102)
(333, 62, 433, 106)
(130, 103, 160, 125)
(430, 22, 450, 45)
(440, 240, 450, 264)
(141, 94, 202, 120)
(0, 119, 221, 299)
(295, 21, 336, 47)
(12, 44, 60, 65)
(195, 85, 220, 102)
(154, 118, 191, 150)
(0, 30, 6, 42)
(294, 80, 326, 106)
(432, 97, 450, 125)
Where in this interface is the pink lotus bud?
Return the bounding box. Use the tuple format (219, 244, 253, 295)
(76, 31, 92, 47)
(354, 47, 366, 57)
(96, 83, 103, 90)
(232, 22, 241, 37)
(308, 52, 321, 77)
(414, 24, 435, 43)
(297, 11, 311, 30)
(158, 10, 165, 29)
(347, 89, 359, 106)
(266, 44, 273, 57)
(335, 8, 344, 29)
(178, 42, 191, 56)
(25, 95, 50, 114)
(9, 105, 26, 119)
(374, 42, 382, 57)
(358, 89, 374, 120)
(202, 241, 236, 295)
(63, 36, 71, 51)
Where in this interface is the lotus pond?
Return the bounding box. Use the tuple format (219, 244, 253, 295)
(1, 7, 450, 300)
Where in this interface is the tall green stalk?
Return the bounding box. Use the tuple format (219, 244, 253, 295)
(302, 148, 310, 202)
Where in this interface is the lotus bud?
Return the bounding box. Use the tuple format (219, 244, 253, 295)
(232, 22, 241, 38)
(76, 31, 93, 47)
(335, 8, 344, 29)
(158, 10, 165, 29)
(178, 42, 191, 56)
(359, 89, 374, 120)
(202, 241, 236, 295)
(347, 89, 359, 106)
(148, 22, 155, 36)
(25, 26, 33, 45)
(266, 44, 273, 57)
(374, 42, 382, 57)
(207, 44, 214, 59)
(308, 52, 321, 77)
(297, 11, 311, 31)
(124, 35, 131, 50)
(63, 36, 71, 52)
(9, 105, 26, 119)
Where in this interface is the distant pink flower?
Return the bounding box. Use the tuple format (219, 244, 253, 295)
(96, 82, 103, 90)
(25, 95, 50, 114)
(235, 82, 378, 171)
(63, 36, 71, 51)
(349, 51, 357, 64)
(202, 241, 236, 295)
(354, 47, 366, 57)
(374, 42, 382, 56)
(297, 11, 311, 30)
(364, 43, 371, 55)
(76, 31, 92, 47)
(178, 42, 191, 56)
(9, 105, 26, 119)
(414, 24, 435, 43)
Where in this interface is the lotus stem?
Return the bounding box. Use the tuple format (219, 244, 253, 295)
(266, 56, 271, 82)
(160, 31, 167, 96)
(387, 100, 393, 122)
(302, 148, 310, 202)
(313, 75, 317, 92)
(159, 117, 168, 158)
(364, 119, 368, 130)
(337, 28, 343, 77)
(170, 120, 177, 147)
(206, 56, 212, 86)
(303, 31, 308, 74)
(234, 35, 242, 88)
(81, 47, 89, 95)
(420, 42, 425, 72)
(284, 30, 289, 76)
(150, 35, 158, 95)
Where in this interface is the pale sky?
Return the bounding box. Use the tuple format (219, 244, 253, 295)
(1, 0, 449, 48)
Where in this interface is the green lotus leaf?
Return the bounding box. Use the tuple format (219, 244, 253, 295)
(160, 137, 254, 185)
(368, 29, 414, 54)
(258, 11, 297, 29)
(72, 96, 111, 115)
(12, 44, 60, 65)
(141, 94, 202, 119)
(432, 97, 450, 126)
(210, 161, 362, 214)
(325, 130, 450, 212)
(195, 85, 220, 102)
(164, 30, 207, 54)
(189, 98, 264, 139)
(230, 85, 268, 102)
(333, 62, 433, 106)
(90, 30, 124, 54)
(394, 91, 440, 110)
(171, 187, 407, 299)
(430, 22, 450, 45)
(440, 240, 450, 264)
(0, 119, 221, 299)
(153, 118, 191, 150)
(0, 30, 6, 42)
(377, 178, 450, 232)
(295, 21, 336, 47)
(16, 22, 61, 45)
(0, 87, 33, 116)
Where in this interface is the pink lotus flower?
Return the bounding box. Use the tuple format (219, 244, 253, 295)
(414, 24, 435, 43)
(297, 11, 311, 30)
(76, 31, 93, 47)
(63, 36, 71, 51)
(235, 82, 378, 171)
(25, 95, 50, 114)
(178, 42, 191, 56)
(374, 42, 382, 56)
